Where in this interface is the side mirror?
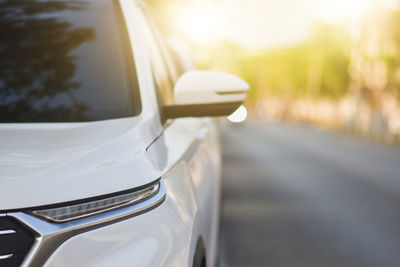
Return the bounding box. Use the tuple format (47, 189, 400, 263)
(163, 71, 249, 119)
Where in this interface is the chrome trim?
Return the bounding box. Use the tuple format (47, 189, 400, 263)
(32, 183, 160, 223)
(0, 254, 13, 260)
(0, 229, 16, 235)
(5, 181, 166, 267)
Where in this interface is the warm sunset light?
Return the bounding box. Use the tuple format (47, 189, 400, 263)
(170, 0, 398, 48)
(2, 0, 400, 266)
(317, 0, 373, 22)
(174, 2, 224, 45)
(153, 0, 400, 139)
(316, 0, 397, 22)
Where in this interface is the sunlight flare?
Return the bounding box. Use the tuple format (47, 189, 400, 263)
(173, 2, 224, 45)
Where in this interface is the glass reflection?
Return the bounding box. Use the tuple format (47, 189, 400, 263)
(0, 0, 139, 122)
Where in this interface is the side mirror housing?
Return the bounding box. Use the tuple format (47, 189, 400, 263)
(163, 71, 249, 119)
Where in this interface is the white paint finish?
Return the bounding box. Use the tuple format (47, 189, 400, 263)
(174, 70, 249, 105)
(44, 115, 222, 266)
(147, 117, 222, 266)
(0, 117, 161, 210)
(146, 118, 204, 172)
(120, 0, 161, 120)
(0, 0, 167, 210)
(188, 119, 222, 264)
(0, 1, 246, 266)
(45, 164, 201, 267)
(44, 201, 190, 267)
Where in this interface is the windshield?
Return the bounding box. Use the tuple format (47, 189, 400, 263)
(0, 0, 141, 122)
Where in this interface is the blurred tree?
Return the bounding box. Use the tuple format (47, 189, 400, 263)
(146, 0, 400, 140)
(384, 8, 400, 96)
(145, 0, 396, 105)
(308, 23, 351, 98)
(211, 23, 351, 102)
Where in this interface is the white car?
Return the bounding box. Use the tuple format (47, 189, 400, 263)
(0, 0, 248, 266)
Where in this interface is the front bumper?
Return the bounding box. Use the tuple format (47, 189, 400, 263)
(1, 181, 195, 267)
(44, 195, 192, 267)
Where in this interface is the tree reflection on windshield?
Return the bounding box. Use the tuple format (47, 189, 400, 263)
(0, 0, 94, 122)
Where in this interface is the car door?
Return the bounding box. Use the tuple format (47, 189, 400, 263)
(136, 5, 222, 265)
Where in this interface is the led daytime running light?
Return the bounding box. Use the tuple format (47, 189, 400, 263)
(32, 183, 160, 223)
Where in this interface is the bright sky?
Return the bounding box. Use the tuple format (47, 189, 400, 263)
(173, 0, 399, 48)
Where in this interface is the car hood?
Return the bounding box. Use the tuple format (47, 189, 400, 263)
(0, 117, 161, 210)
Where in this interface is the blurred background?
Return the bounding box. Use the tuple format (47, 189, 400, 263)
(145, 1, 400, 267)
(148, 0, 400, 144)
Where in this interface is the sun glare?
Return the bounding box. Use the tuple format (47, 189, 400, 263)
(174, 3, 224, 45)
(170, 0, 399, 48)
(317, 0, 398, 22)
(317, 0, 371, 22)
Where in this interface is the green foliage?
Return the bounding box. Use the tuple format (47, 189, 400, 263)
(146, 0, 400, 102)
(215, 23, 351, 102)
(384, 9, 400, 95)
(310, 23, 351, 98)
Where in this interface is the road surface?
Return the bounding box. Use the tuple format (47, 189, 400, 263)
(219, 121, 400, 267)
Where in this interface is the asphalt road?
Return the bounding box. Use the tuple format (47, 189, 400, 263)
(218, 121, 400, 267)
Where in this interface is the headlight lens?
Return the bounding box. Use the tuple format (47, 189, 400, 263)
(32, 182, 160, 223)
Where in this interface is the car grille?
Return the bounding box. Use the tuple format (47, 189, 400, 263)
(0, 216, 35, 267)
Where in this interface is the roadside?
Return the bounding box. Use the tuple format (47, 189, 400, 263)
(219, 121, 400, 267)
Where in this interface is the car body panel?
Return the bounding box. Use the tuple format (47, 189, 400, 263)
(0, 0, 165, 210)
(0, 117, 162, 210)
(44, 162, 206, 267)
(43, 116, 222, 267)
(44, 201, 191, 267)
(147, 117, 221, 266)
(0, 0, 224, 266)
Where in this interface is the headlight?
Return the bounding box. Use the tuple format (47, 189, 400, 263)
(32, 181, 161, 223)
(8, 179, 165, 266)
